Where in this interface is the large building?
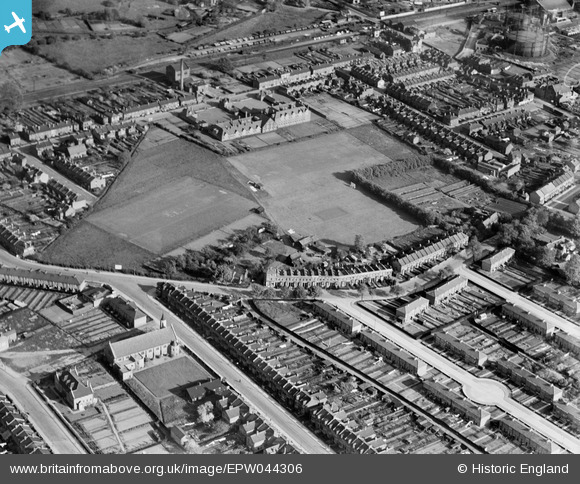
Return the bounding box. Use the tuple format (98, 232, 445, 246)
(54, 367, 96, 411)
(0, 222, 35, 257)
(423, 380, 491, 427)
(0, 267, 86, 293)
(393, 233, 469, 275)
(105, 327, 180, 380)
(359, 330, 428, 376)
(481, 248, 516, 273)
(105, 297, 147, 328)
(426, 276, 468, 305)
(209, 101, 311, 141)
(501, 303, 555, 336)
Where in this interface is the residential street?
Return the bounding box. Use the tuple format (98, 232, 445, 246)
(0, 250, 332, 455)
(0, 362, 86, 454)
(330, 299, 580, 454)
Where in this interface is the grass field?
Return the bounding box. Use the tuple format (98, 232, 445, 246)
(347, 125, 419, 161)
(37, 36, 179, 75)
(88, 176, 255, 253)
(42, 130, 256, 268)
(0, 48, 81, 92)
(33, 0, 175, 18)
(134, 356, 211, 399)
(228, 131, 419, 245)
(39, 220, 155, 271)
(192, 5, 325, 47)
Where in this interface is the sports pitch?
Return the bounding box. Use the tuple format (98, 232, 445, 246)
(228, 131, 419, 245)
(88, 176, 255, 254)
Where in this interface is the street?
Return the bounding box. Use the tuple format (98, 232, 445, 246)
(0, 250, 332, 455)
(0, 362, 86, 454)
(330, 298, 580, 454)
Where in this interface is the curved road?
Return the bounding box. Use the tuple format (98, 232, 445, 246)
(0, 251, 332, 454)
(330, 298, 580, 454)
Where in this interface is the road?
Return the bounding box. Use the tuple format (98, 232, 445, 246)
(16, 148, 98, 205)
(330, 298, 580, 454)
(457, 266, 580, 340)
(0, 362, 86, 454)
(0, 250, 332, 454)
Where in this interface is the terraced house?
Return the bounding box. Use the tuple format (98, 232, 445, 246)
(265, 262, 392, 289)
(393, 233, 469, 275)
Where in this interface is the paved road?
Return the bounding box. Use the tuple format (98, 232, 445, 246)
(16, 148, 98, 205)
(0, 250, 331, 454)
(330, 299, 580, 454)
(0, 363, 86, 454)
(457, 266, 580, 340)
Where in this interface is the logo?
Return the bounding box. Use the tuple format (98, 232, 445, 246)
(0, 1, 31, 54)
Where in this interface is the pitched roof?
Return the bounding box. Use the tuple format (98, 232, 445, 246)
(108, 327, 176, 360)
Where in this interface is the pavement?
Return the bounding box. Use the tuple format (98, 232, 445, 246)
(456, 266, 580, 340)
(329, 298, 580, 454)
(0, 250, 332, 455)
(0, 362, 86, 454)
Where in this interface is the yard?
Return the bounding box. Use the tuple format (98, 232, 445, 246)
(228, 131, 420, 245)
(133, 355, 211, 399)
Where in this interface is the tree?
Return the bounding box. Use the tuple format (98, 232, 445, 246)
(292, 286, 308, 299)
(468, 236, 483, 261)
(564, 254, 580, 285)
(536, 246, 556, 268)
(308, 286, 323, 298)
(0, 82, 22, 114)
(197, 401, 214, 426)
(354, 234, 365, 253)
(215, 57, 234, 74)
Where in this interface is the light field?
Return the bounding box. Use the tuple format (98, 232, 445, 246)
(228, 131, 419, 245)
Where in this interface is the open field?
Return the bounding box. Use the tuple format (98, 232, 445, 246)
(0, 48, 81, 92)
(33, 0, 175, 20)
(134, 355, 211, 399)
(191, 5, 325, 47)
(39, 220, 155, 272)
(228, 131, 419, 245)
(44, 131, 256, 267)
(89, 176, 255, 254)
(36, 36, 179, 75)
(347, 125, 419, 161)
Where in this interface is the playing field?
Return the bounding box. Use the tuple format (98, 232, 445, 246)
(133, 356, 211, 399)
(88, 176, 255, 253)
(228, 131, 419, 245)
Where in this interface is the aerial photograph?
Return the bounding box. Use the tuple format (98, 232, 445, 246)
(1, 0, 580, 457)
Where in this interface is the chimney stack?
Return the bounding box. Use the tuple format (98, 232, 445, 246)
(180, 59, 184, 91)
